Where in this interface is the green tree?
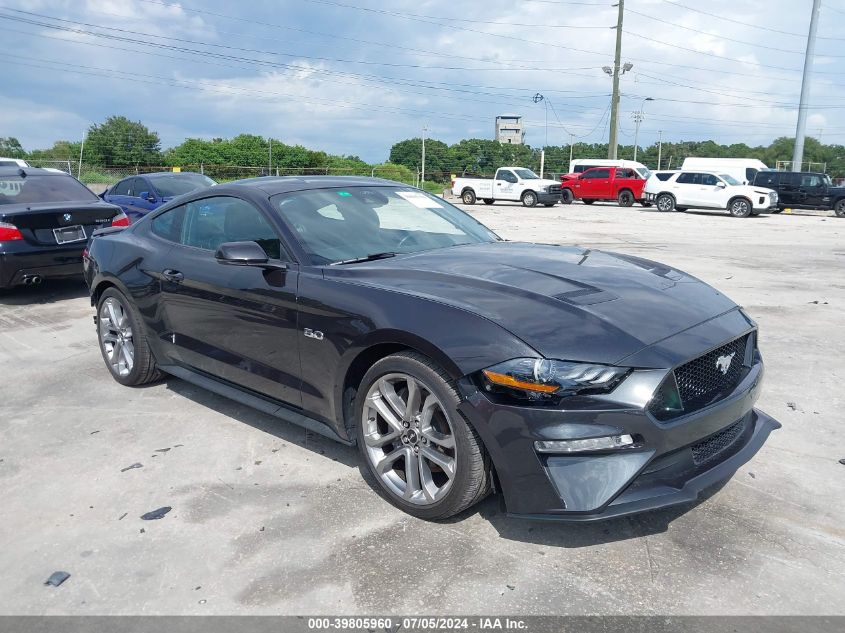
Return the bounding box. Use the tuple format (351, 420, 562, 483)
(85, 116, 161, 167)
(0, 137, 25, 158)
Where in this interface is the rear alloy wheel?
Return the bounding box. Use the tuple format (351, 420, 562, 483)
(835, 199, 845, 217)
(521, 190, 537, 207)
(655, 193, 675, 212)
(729, 197, 752, 218)
(461, 190, 476, 205)
(356, 352, 490, 520)
(97, 288, 161, 386)
(617, 190, 634, 207)
(560, 189, 573, 204)
(483, 199, 495, 205)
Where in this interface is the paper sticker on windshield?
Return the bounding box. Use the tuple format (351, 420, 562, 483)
(397, 191, 443, 209)
(337, 191, 352, 197)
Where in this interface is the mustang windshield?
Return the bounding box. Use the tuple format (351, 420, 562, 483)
(272, 186, 499, 265)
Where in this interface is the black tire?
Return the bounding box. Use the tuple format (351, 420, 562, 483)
(521, 190, 537, 207)
(582, 199, 595, 205)
(355, 352, 491, 521)
(617, 189, 634, 207)
(834, 199, 845, 217)
(728, 197, 752, 218)
(461, 189, 476, 205)
(560, 189, 573, 204)
(655, 193, 675, 212)
(96, 287, 162, 386)
(483, 199, 494, 205)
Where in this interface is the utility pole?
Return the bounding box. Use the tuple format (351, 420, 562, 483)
(568, 133, 575, 171)
(77, 129, 85, 179)
(421, 125, 428, 189)
(268, 137, 272, 173)
(657, 130, 663, 170)
(607, 0, 625, 160)
(792, 0, 821, 172)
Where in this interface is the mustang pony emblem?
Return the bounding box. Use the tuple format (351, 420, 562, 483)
(715, 352, 736, 375)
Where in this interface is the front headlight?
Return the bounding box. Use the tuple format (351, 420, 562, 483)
(481, 358, 630, 401)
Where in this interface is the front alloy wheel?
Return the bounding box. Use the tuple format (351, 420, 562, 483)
(522, 191, 537, 207)
(729, 198, 752, 218)
(362, 373, 456, 505)
(835, 199, 845, 217)
(656, 193, 675, 212)
(356, 352, 491, 520)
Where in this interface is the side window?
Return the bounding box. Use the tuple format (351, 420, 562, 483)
(746, 168, 759, 182)
(181, 196, 285, 260)
(676, 172, 697, 184)
(617, 169, 634, 178)
(498, 170, 518, 183)
(133, 178, 150, 197)
(591, 169, 610, 179)
(755, 172, 777, 188)
(151, 205, 187, 243)
(655, 172, 673, 182)
(112, 179, 132, 196)
(701, 174, 719, 186)
(801, 174, 822, 188)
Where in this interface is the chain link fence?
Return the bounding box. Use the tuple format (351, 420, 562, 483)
(23, 161, 461, 196)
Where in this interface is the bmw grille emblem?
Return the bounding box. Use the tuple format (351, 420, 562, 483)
(62, 213, 72, 223)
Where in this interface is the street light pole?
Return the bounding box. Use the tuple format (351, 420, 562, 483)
(792, 0, 821, 172)
(657, 130, 663, 170)
(569, 133, 575, 171)
(632, 97, 653, 162)
(421, 125, 428, 189)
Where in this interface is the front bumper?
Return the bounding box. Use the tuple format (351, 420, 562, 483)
(457, 325, 779, 521)
(0, 243, 86, 288)
(536, 191, 561, 204)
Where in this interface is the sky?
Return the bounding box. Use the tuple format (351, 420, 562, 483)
(0, 0, 843, 163)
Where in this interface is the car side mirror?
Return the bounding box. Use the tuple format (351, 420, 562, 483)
(215, 241, 287, 270)
(716, 182, 726, 188)
(138, 190, 156, 202)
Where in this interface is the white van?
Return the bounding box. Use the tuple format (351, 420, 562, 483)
(680, 158, 770, 185)
(568, 159, 650, 179)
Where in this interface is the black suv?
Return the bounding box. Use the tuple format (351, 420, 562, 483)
(752, 170, 845, 216)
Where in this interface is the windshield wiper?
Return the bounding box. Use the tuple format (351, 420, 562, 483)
(331, 252, 397, 265)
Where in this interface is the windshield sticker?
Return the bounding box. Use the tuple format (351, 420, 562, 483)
(337, 191, 352, 197)
(397, 191, 443, 209)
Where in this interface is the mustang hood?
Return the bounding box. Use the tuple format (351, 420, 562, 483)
(327, 242, 739, 366)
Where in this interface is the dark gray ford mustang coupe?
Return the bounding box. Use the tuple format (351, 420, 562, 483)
(83, 176, 779, 521)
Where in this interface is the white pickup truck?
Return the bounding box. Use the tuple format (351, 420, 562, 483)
(451, 167, 562, 207)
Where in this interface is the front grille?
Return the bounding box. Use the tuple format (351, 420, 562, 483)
(649, 334, 751, 421)
(548, 184, 561, 195)
(691, 420, 744, 465)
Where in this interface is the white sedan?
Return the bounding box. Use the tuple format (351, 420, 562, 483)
(644, 170, 777, 217)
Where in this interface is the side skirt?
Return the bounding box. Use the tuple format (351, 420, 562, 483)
(160, 364, 354, 446)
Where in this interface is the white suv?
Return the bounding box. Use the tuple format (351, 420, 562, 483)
(644, 170, 777, 217)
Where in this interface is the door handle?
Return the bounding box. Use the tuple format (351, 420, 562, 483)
(162, 269, 184, 282)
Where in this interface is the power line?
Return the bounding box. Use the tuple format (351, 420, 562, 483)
(302, 0, 611, 28)
(664, 0, 842, 40)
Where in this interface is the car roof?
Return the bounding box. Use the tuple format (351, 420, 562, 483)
(218, 175, 405, 196)
(0, 166, 72, 177)
(142, 171, 207, 179)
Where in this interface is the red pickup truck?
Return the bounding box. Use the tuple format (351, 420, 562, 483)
(560, 166, 649, 207)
